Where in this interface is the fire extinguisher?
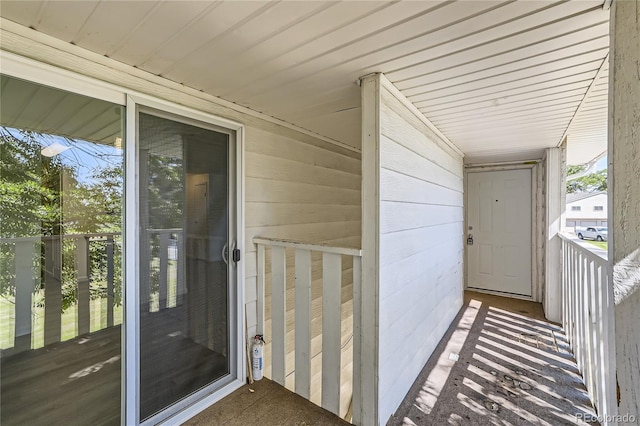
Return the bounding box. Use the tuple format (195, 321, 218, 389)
(252, 335, 265, 381)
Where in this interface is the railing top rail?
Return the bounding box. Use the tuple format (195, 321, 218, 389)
(559, 232, 608, 265)
(146, 228, 183, 233)
(0, 232, 120, 243)
(253, 237, 362, 257)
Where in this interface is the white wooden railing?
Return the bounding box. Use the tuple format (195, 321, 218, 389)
(1, 233, 120, 351)
(560, 233, 616, 422)
(142, 228, 184, 311)
(253, 237, 362, 422)
(3, 229, 188, 351)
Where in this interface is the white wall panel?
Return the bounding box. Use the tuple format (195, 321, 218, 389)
(362, 74, 464, 424)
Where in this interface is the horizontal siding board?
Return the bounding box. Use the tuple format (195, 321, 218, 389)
(380, 169, 463, 207)
(245, 222, 361, 250)
(246, 177, 360, 205)
(380, 202, 463, 234)
(379, 222, 463, 267)
(246, 127, 360, 172)
(379, 242, 464, 303)
(380, 136, 463, 192)
(381, 102, 461, 173)
(379, 267, 462, 340)
(246, 203, 360, 227)
(246, 151, 360, 189)
(379, 263, 461, 335)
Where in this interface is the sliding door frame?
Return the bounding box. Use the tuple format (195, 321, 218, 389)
(1, 51, 245, 426)
(126, 94, 245, 426)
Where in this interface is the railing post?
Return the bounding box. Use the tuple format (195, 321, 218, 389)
(14, 240, 36, 351)
(271, 246, 287, 386)
(44, 237, 62, 346)
(352, 256, 362, 425)
(76, 236, 91, 336)
(321, 252, 342, 415)
(294, 249, 312, 399)
(106, 236, 115, 327)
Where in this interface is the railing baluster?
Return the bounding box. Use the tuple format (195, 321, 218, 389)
(592, 263, 602, 414)
(106, 236, 115, 327)
(271, 246, 287, 386)
(44, 237, 62, 346)
(158, 232, 169, 310)
(294, 249, 312, 399)
(562, 241, 567, 332)
(177, 231, 186, 307)
(576, 251, 585, 370)
(76, 236, 91, 335)
(14, 240, 35, 351)
(602, 266, 616, 419)
(584, 259, 594, 397)
(321, 252, 342, 415)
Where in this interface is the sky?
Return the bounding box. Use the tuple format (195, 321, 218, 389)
(594, 156, 607, 171)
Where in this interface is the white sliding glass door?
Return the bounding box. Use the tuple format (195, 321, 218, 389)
(133, 105, 242, 425)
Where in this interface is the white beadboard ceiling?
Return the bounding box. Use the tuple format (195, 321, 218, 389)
(0, 0, 610, 164)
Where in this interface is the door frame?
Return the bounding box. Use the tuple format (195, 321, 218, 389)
(125, 94, 245, 425)
(464, 162, 543, 302)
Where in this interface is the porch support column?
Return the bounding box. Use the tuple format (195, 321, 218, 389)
(544, 140, 567, 323)
(358, 73, 380, 426)
(609, 0, 640, 418)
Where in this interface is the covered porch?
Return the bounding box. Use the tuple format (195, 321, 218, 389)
(0, 0, 638, 425)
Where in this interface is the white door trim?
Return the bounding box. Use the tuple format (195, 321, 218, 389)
(464, 164, 540, 300)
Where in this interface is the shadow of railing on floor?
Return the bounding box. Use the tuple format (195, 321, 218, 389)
(389, 295, 598, 426)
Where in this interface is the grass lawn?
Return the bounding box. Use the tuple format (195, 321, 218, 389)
(1, 294, 123, 350)
(586, 240, 608, 250)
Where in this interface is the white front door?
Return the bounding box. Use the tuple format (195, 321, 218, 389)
(466, 169, 532, 296)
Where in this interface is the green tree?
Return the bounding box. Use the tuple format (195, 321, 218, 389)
(1, 127, 124, 310)
(566, 169, 607, 194)
(567, 165, 587, 176)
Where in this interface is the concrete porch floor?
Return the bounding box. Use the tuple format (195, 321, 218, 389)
(389, 291, 598, 426)
(184, 378, 351, 426)
(187, 291, 597, 426)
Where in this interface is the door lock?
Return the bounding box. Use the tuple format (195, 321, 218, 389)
(467, 234, 474, 245)
(232, 248, 241, 263)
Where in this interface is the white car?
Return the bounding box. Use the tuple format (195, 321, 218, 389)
(577, 227, 608, 241)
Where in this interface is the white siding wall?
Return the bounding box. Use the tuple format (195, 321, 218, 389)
(565, 193, 608, 221)
(243, 127, 361, 415)
(610, 0, 640, 418)
(0, 26, 362, 414)
(377, 83, 465, 423)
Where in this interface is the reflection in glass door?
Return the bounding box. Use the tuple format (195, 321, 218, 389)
(0, 75, 124, 425)
(138, 111, 233, 421)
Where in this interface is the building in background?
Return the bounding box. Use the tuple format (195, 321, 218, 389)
(566, 191, 608, 229)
